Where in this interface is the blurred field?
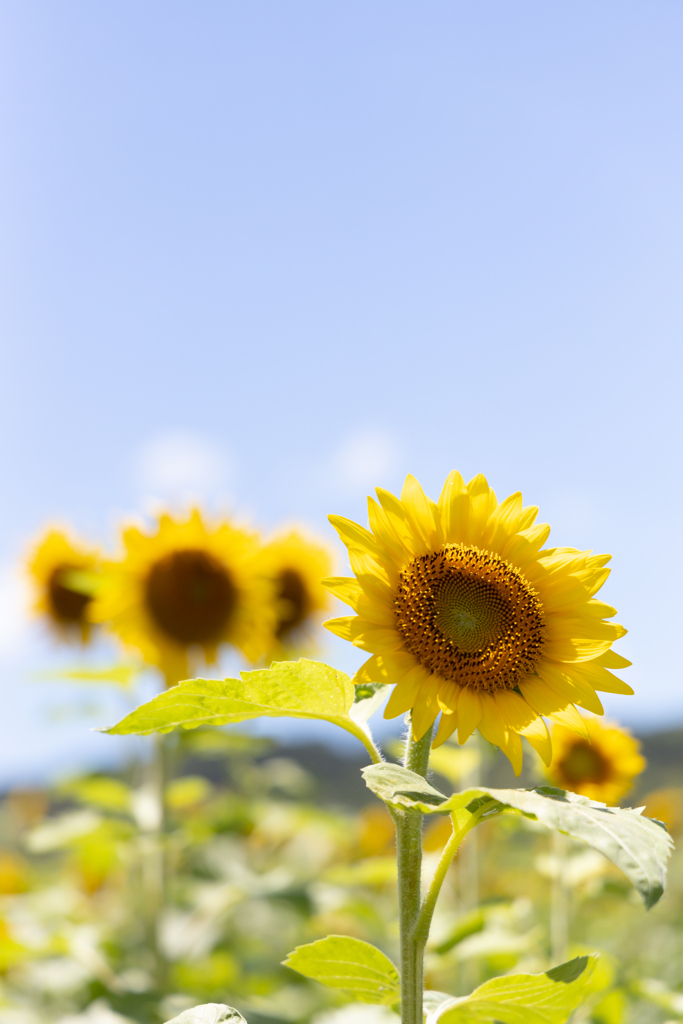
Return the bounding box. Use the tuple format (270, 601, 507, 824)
(0, 721, 680, 1024)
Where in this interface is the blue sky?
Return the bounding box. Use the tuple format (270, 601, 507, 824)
(1, 1, 682, 783)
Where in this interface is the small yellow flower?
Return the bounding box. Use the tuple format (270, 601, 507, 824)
(27, 529, 100, 643)
(256, 530, 333, 656)
(546, 718, 645, 805)
(92, 509, 274, 683)
(324, 471, 633, 775)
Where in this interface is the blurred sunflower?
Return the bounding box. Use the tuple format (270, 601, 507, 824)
(324, 471, 632, 775)
(92, 510, 273, 683)
(257, 530, 333, 656)
(28, 529, 100, 643)
(546, 718, 645, 805)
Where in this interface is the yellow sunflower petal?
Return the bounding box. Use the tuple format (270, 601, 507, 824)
(411, 677, 441, 740)
(438, 470, 469, 544)
(499, 729, 524, 777)
(571, 661, 634, 695)
(352, 625, 407, 654)
(357, 571, 396, 605)
(401, 475, 439, 549)
(542, 638, 616, 663)
(573, 565, 611, 597)
(328, 515, 384, 560)
(583, 599, 618, 619)
(596, 649, 632, 669)
(536, 660, 605, 716)
(433, 709, 459, 747)
(348, 547, 392, 585)
(502, 523, 551, 567)
(367, 497, 413, 562)
(482, 491, 523, 553)
(457, 687, 482, 744)
(464, 474, 498, 544)
(517, 504, 539, 530)
(375, 487, 425, 556)
(323, 616, 361, 641)
(545, 616, 626, 642)
(436, 680, 461, 714)
(353, 655, 385, 685)
(356, 594, 396, 628)
(519, 676, 571, 716)
(494, 688, 538, 731)
(384, 664, 430, 718)
(548, 703, 590, 739)
(521, 716, 552, 766)
(322, 577, 362, 609)
(477, 692, 508, 749)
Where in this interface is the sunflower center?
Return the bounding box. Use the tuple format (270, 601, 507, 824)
(558, 740, 610, 785)
(49, 565, 91, 624)
(276, 568, 309, 638)
(145, 548, 236, 645)
(394, 544, 545, 692)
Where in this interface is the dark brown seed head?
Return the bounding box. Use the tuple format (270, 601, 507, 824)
(145, 548, 236, 645)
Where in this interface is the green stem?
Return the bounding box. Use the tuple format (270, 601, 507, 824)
(396, 717, 434, 1024)
(350, 723, 384, 765)
(412, 811, 482, 955)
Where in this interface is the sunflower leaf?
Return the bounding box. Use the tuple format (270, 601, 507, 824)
(427, 955, 598, 1024)
(103, 659, 377, 754)
(361, 765, 673, 908)
(283, 935, 400, 1005)
(163, 1005, 246, 1024)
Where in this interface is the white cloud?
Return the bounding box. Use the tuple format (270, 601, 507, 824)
(328, 429, 399, 492)
(134, 431, 229, 501)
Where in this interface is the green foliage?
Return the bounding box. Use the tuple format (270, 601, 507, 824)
(59, 774, 131, 811)
(434, 907, 486, 954)
(428, 955, 597, 1024)
(164, 1005, 247, 1024)
(283, 934, 400, 1004)
(362, 763, 673, 907)
(105, 660, 378, 756)
(36, 663, 140, 687)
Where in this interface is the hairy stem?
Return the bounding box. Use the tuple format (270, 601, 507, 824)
(412, 811, 482, 955)
(396, 716, 434, 1024)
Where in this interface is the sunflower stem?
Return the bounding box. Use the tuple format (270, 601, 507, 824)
(396, 716, 434, 1024)
(412, 808, 485, 957)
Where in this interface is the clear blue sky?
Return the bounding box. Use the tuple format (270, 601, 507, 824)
(1, 1, 682, 783)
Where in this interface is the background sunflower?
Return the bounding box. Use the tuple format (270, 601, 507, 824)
(27, 529, 100, 643)
(92, 509, 275, 685)
(256, 530, 333, 658)
(545, 717, 646, 805)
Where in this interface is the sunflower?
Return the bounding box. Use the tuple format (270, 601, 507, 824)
(323, 472, 633, 775)
(92, 509, 274, 683)
(545, 718, 645, 805)
(256, 530, 333, 657)
(28, 529, 100, 642)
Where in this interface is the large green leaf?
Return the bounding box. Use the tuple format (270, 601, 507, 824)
(429, 955, 597, 1024)
(164, 1005, 246, 1024)
(362, 764, 672, 908)
(283, 935, 400, 1004)
(104, 660, 377, 756)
